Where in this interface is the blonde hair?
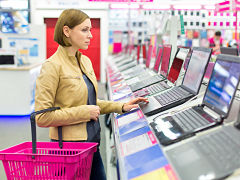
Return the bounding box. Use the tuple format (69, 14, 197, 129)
(54, 9, 89, 47)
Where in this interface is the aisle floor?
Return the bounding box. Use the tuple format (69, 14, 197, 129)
(0, 82, 117, 180)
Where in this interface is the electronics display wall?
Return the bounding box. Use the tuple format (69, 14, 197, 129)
(109, 8, 240, 54)
(0, 0, 30, 34)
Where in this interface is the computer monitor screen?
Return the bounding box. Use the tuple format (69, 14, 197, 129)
(146, 45, 153, 68)
(167, 48, 189, 83)
(142, 44, 147, 60)
(153, 46, 163, 73)
(182, 50, 210, 94)
(159, 44, 172, 77)
(137, 45, 141, 61)
(204, 59, 240, 114)
(220, 47, 239, 56)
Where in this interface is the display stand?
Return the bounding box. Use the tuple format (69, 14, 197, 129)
(0, 63, 41, 115)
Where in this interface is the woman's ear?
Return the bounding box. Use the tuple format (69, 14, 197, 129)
(63, 26, 70, 38)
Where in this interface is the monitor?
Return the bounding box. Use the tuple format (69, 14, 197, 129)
(137, 45, 141, 62)
(204, 56, 240, 116)
(167, 48, 190, 83)
(0, 50, 17, 67)
(220, 47, 239, 56)
(142, 44, 147, 61)
(153, 45, 163, 73)
(145, 45, 153, 68)
(159, 44, 172, 77)
(182, 48, 211, 94)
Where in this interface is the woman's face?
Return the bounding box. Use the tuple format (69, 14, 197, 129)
(68, 18, 93, 50)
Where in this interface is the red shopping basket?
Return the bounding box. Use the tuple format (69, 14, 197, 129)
(0, 107, 98, 180)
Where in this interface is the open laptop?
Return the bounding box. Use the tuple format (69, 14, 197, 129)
(134, 47, 190, 97)
(220, 47, 239, 56)
(151, 54, 240, 145)
(123, 45, 163, 85)
(129, 44, 172, 92)
(166, 108, 240, 180)
(122, 44, 156, 80)
(140, 47, 212, 116)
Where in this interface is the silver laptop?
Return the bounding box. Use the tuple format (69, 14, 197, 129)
(166, 107, 240, 180)
(151, 54, 240, 145)
(140, 47, 212, 116)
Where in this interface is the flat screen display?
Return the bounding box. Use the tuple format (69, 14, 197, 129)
(0, 55, 15, 65)
(167, 48, 189, 83)
(146, 45, 153, 68)
(182, 50, 210, 94)
(153, 46, 163, 73)
(204, 60, 240, 114)
(220, 47, 239, 56)
(159, 45, 172, 78)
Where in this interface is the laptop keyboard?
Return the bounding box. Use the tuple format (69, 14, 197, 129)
(141, 75, 163, 86)
(171, 108, 212, 132)
(154, 87, 191, 106)
(147, 82, 171, 94)
(194, 127, 240, 171)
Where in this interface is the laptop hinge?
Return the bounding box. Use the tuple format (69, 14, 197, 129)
(200, 104, 224, 123)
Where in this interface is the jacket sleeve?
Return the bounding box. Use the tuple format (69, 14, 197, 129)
(35, 61, 90, 127)
(97, 99, 124, 115)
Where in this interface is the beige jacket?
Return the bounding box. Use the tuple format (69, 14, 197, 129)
(35, 46, 124, 141)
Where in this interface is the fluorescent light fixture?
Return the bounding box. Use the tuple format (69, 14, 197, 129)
(142, 4, 170, 10)
(173, 4, 202, 10)
(204, 5, 216, 10)
(110, 3, 140, 9)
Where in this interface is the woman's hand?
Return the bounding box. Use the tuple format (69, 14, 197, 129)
(89, 105, 101, 121)
(122, 97, 149, 112)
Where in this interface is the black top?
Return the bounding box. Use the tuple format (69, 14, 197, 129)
(82, 74, 101, 143)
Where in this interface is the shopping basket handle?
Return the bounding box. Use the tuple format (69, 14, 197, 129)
(30, 107, 61, 159)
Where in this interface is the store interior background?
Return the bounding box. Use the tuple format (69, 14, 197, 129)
(0, 0, 239, 179)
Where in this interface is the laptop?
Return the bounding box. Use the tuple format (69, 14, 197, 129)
(140, 47, 212, 116)
(151, 54, 240, 145)
(123, 45, 163, 85)
(220, 47, 239, 56)
(134, 47, 190, 97)
(166, 108, 240, 180)
(129, 44, 172, 92)
(122, 44, 156, 80)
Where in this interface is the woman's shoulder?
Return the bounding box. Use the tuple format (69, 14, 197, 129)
(81, 54, 93, 66)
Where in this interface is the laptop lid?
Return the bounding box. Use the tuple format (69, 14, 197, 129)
(145, 45, 153, 68)
(220, 47, 239, 56)
(203, 54, 240, 118)
(153, 45, 163, 73)
(142, 44, 147, 63)
(181, 47, 212, 95)
(159, 44, 172, 78)
(137, 45, 141, 62)
(167, 47, 190, 84)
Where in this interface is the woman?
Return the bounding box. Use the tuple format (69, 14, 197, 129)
(35, 9, 148, 180)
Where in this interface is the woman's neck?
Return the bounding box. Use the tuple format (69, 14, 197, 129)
(65, 46, 78, 56)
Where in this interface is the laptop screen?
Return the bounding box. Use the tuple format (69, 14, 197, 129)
(153, 46, 163, 73)
(167, 48, 189, 83)
(159, 44, 172, 77)
(146, 45, 153, 68)
(142, 44, 147, 61)
(220, 47, 239, 56)
(182, 49, 210, 94)
(204, 58, 240, 115)
(137, 45, 141, 61)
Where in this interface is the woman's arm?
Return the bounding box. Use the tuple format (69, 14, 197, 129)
(35, 61, 91, 127)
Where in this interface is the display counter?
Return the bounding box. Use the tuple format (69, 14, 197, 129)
(106, 53, 240, 180)
(0, 63, 42, 115)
